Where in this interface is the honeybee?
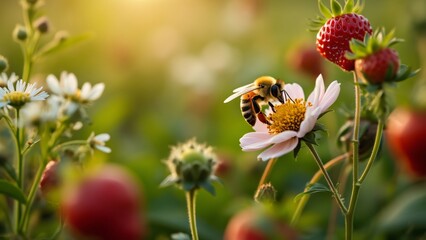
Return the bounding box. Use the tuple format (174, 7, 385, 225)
(224, 76, 286, 126)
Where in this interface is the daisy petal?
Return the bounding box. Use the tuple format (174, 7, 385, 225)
(46, 75, 61, 94)
(258, 137, 298, 161)
(284, 83, 305, 100)
(87, 83, 105, 101)
(297, 107, 322, 138)
(240, 132, 273, 150)
(95, 145, 112, 153)
(307, 74, 325, 106)
(318, 80, 340, 111)
(95, 133, 110, 142)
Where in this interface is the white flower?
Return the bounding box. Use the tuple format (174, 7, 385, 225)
(88, 132, 111, 153)
(239, 74, 340, 161)
(0, 73, 19, 87)
(0, 79, 49, 108)
(46, 71, 104, 104)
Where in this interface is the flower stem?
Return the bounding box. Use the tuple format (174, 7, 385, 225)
(256, 157, 277, 193)
(291, 153, 349, 225)
(186, 189, 199, 240)
(13, 109, 24, 235)
(345, 71, 362, 240)
(305, 143, 348, 214)
(358, 120, 384, 183)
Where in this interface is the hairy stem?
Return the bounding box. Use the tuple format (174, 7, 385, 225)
(256, 158, 277, 194)
(306, 143, 348, 214)
(291, 152, 349, 225)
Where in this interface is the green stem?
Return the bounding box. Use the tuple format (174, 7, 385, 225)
(13, 109, 24, 235)
(256, 157, 277, 194)
(306, 142, 348, 214)
(345, 71, 362, 240)
(51, 140, 88, 153)
(358, 120, 384, 183)
(291, 153, 349, 225)
(186, 189, 199, 240)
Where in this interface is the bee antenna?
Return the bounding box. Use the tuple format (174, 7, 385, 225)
(282, 90, 295, 103)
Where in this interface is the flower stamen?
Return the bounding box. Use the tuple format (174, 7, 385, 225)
(3, 92, 30, 107)
(267, 99, 308, 134)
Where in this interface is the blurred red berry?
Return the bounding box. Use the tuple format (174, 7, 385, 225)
(386, 108, 426, 178)
(290, 45, 325, 78)
(39, 160, 60, 197)
(224, 208, 299, 240)
(61, 165, 146, 240)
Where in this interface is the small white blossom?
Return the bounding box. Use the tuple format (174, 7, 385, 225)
(0, 73, 19, 87)
(0, 79, 48, 108)
(46, 71, 104, 104)
(88, 132, 111, 153)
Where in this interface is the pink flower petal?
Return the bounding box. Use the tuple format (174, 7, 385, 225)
(269, 130, 298, 144)
(284, 83, 305, 100)
(297, 107, 322, 138)
(240, 132, 273, 151)
(307, 74, 325, 107)
(252, 120, 269, 132)
(258, 137, 299, 161)
(318, 80, 340, 112)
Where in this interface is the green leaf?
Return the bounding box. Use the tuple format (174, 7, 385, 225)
(318, 0, 333, 18)
(375, 185, 426, 232)
(294, 182, 331, 202)
(343, 0, 354, 13)
(200, 181, 216, 196)
(34, 33, 93, 60)
(331, 0, 343, 16)
(0, 160, 18, 183)
(302, 132, 318, 145)
(159, 175, 178, 188)
(0, 180, 26, 204)
(293, 140, 302, 159)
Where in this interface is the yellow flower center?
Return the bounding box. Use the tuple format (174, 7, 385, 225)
(267, 98, 310, 134)
(3, 92, 30, 107)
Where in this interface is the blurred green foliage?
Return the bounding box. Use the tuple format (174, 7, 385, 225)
(1, 0, 426, 239)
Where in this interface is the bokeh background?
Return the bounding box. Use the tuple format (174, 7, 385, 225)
(1, 0, 426, 239)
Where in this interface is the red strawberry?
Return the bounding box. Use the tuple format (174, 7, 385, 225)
(61, 165, 146, 240)
(355, 48, 399, 84)
(313, 0, 372, 71)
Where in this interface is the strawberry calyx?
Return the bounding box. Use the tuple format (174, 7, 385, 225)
(347, 29, 419, 83)
(310, 0, 364, 31)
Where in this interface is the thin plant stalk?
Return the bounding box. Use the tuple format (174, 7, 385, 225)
(305, 143, 348, 215)
(345, 118, 384, 240)
(13, 109, 24, 235)
(256, 157, 277, 192)
(345, 71, 362, 240)
(291, 152, 349, 225)
(186, 189, 199, 240)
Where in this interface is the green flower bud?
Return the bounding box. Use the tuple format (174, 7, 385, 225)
(0, 55, 8, 73)
(34, 17, 49, 34)
(13, 25, 27, 42)
(337, 118, 379, 161)
(254, 183, 277, 203)
(161, 139, 219, 195)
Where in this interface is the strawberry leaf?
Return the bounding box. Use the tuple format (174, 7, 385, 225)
(294, 182, 332, 202)
(331, 0, 343, 16)
(319, 0, 333, 18)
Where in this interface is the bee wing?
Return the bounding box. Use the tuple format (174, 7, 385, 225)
(224, 84, 260, 103)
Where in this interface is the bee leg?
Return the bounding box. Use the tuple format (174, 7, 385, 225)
(257, 112, 271, 125)
(268, 102, 276, 113)
(251, 96, 271, 125)
(282, 89, 294, 103)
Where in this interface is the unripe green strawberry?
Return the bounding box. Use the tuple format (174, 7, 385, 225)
(312, 0, 372, 71)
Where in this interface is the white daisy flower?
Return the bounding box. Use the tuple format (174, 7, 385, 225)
(0, 79, 49, 108)
(88, 132, 111, 153)
(239, 74, 340, 161)
(0, 73, 19, 88)
(46, 71, 104, 104)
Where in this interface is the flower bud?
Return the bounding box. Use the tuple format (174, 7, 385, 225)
(0, 55, 8, 73)
(254, 182, 277, 203)
(13, 25, 27, 42)
(338, 118, 379, 161)
(161, 139, 219, 195)
(34, 17, 49, 34)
